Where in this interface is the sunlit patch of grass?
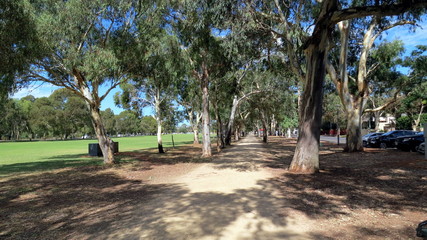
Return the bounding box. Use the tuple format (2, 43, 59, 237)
(0, 134, 196, 176)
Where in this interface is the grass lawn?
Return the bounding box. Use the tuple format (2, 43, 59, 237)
(0, 134, 195, 176)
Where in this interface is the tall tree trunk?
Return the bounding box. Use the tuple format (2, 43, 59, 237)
(260, 111, 268, 143)
(89, 106, 115, 164)
(345, 104, 363, 151)
(256, 122, 261, 138)
(194, 113, 201, 144)
(201, 75, 211, 157)
(289, 0, 336, 173)
(157, 120, 164, 153)
(193, 128, 199, 144)
(155, 93, 165, 154)
(374, 111, 381, 131)
(289, 46, 326, 173)
(234, 127, 240, 141)
(297, 85, 303, 127)
(187, 109, 200, 144)
(225, 96, 239, 145)
(413, 103, 425, 130)
(214, 100, 224, 152)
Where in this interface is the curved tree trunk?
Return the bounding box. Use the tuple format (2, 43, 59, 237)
(89, 106, 115, 164)
(413, 104, 425, 131)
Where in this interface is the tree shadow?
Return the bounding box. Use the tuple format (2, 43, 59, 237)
(0, 154, 103, 176)
(0, 141, 204, 176)
(1, 135, 424, 239)
(261, 136, 426, 238)
(0, 167, 301, 239)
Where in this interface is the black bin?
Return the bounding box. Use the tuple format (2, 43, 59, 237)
(88, 142, 119, 157)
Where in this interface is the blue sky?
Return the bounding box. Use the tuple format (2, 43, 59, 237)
(12, 83, 127, 115)
(12, 19, 427, 115)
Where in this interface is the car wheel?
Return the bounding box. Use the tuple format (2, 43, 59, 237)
(380, 143, 387, 149)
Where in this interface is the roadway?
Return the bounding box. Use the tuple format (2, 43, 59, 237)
(320, 135, 347, 145)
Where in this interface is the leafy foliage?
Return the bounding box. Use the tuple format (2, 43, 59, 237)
(0, 0, 42, 95)
(396, 115, 412, 130)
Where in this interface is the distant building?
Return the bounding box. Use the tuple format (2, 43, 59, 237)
(362, 113, 396, 132)
(377, 114, 396, 131)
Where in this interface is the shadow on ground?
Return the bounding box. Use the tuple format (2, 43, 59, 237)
(262, 136, 427, 239)
(0, 141, 204, 176)
(1, 167, 300, 239)
(0, 154, 103, 176)
(1, 135, 425, 239)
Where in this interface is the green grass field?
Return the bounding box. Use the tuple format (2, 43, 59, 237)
(0, 134, 195, 176)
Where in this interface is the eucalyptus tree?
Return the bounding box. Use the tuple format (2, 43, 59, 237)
(49, 88, 91, 139)
(28, 97, 56, 139)
(362, 41, 408, 131)
(223, 63, 265, 146)
(18, 0, 143, 163)
(295, 1, 426, 172)
(101, 108, 117, 136)
(176, 76, 202, 144)
(325, 14, 422, 151)
(228, 0, 427, 173)
(140, 116, 157, 135)
(398, 45, 427, 130)
(242, 64, 294, 142)
(115, 29, 182, 153)
(171, 0, 232, 157)
(114, 110, 140, 135)
(0, 98, 30, 140)
(0, 0, 43, 96)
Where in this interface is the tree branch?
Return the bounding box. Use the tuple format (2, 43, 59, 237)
(331, 1, 427, 24)
(364, 91, 402, 113)
(237, 90, 263, 104)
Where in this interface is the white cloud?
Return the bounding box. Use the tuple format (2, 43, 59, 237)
(11, 83, 60, 99)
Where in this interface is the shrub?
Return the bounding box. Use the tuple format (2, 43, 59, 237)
(396, 116, 412, 130)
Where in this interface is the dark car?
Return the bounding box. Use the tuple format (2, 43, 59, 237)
(418, 143, 425, 154)
(396, 132, 425, 151)
(362, 132, 383, 147)
(370, 130, 416, 149)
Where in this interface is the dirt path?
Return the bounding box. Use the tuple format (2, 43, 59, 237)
(86, 135, 310, 240)
(2, 135, 425, 239)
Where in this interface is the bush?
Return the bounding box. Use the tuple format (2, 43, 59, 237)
(396, 116, 412, 130)
(420, 113, 427, 125)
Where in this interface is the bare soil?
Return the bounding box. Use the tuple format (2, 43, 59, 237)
(1, 135, 426, 239)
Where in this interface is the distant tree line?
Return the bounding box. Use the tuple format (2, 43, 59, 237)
(0, 89, 178, 141)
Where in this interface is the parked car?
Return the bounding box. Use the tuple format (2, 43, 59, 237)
(418, 143, 425, 155)
(396, 132, 425, 152)
(370, 130, 416, 149)
(362, 132, 383, 147)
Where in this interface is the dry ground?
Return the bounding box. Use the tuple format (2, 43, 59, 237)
(1, 135, 426, 239)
